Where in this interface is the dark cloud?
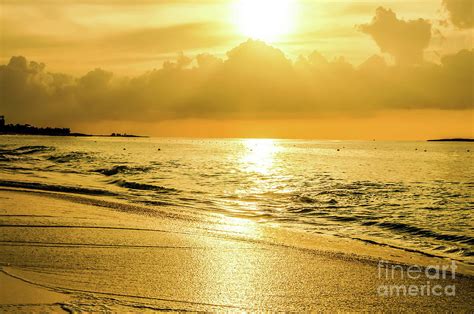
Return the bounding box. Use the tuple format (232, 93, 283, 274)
(443, 0, 474, 29)
(359, 7, 432, 65)
(0, 41, 473, 126)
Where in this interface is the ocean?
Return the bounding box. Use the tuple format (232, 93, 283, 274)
(0, 135, 472, 266)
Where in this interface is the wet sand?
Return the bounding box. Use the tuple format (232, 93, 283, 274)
(0, 188, 473, 311)
(0, 272, 70, 313)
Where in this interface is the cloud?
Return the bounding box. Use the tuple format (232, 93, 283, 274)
(0, 41, 473, 127)
(1, 22, 234, 61)
(443, 0, 474, 29)
(1, 0, 225, 6)
(105, 23, 233, 54)
(359, 7, 431, 65)
(0, 2, 236, 74)
(340, 3, 378, 16)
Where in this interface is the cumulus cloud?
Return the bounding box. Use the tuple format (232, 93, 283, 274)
(359, 7, 432, 65)
(443, 0, 473, 29)
(0, 40, 473, 127)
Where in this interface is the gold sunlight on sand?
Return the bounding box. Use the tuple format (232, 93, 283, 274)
(218, 216, 260, 235)
(234, 0, 296, 42)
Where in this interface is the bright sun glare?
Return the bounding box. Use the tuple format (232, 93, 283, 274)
(241, 139, 278, 175)
(235, 0, 296, 42)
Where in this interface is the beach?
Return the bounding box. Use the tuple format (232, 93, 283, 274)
(1, 0, 473, 310)
(1, 187, 473, 311)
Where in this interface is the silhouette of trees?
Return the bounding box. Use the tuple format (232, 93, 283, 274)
(0, 120, 70, 136)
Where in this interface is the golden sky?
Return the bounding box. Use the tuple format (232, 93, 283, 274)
(0, 0, 473, 139)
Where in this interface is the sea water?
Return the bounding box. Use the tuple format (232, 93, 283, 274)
(0, 136, 472, 264)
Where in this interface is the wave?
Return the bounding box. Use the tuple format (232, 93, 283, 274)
(139, 200, 173, 206)
(112, 180, 177, 193)
(352, 236, 474, 264)
(442, 247, 474, 257)
(295, 195, 339, 205)
(47, 152, 92, 163)
(327, 215, 358, 222)
(94, 165, 151, 176)
(375, 221, 474, 245)
(0, 180, 117, 196)
(0, 145, 54, 156)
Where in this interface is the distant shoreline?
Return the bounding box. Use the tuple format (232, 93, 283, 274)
(427, 138, 474, 142)
(0, 118, 147, 138)
(0, 132, 470, 141)
(0, 133, 148, 138)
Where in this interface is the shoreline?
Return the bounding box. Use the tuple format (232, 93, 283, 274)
(1, 188, 473, 310)
(0, 271, 71, 313)
(0, 133, 148, 138)
(2, 133, 473, 142)
(0, 183, 472, 274)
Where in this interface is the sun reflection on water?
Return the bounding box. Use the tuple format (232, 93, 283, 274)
(240, 139, 278, 175)
(224, 139, 283, 217)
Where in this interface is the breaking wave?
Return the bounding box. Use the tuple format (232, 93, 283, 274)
(94, 165, 151, 176)
(0, 180, 117, 196)
(0, 145, 54, 156)
(373, 221, 474, 245)
(112, 180, 177, 193)
(47, 152, 93, 163)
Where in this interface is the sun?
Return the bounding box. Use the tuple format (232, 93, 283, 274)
(234, 0, 296, 43)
